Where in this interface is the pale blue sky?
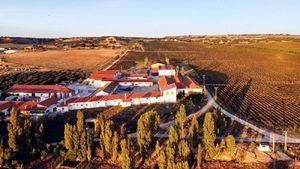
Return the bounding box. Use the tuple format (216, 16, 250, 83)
(0, 0, 299, 38)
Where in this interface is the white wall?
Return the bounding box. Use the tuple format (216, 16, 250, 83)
(158, 70, 176, 76)
(163, 87, 177, 102)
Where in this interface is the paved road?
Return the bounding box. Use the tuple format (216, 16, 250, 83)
(129, 88, 300, 144)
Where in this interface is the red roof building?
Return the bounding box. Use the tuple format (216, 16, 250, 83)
(8, 84, 74, 94)
(89, 70, 117, 80)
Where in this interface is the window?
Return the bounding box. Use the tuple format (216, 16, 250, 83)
(166, 92, 169, 95)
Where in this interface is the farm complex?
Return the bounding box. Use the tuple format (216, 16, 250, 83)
(0, 61, 203, 115)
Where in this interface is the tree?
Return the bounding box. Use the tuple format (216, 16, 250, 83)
(214, 109, 225, 135)
(87, 130, 93, 161)
(79, 130, 87, 161)
(103, 120, 114, 157)
(144, 57, 149, 67)
(165, 57, 170, 64)
(188, 116, 199, 148)
(96, 113, 105, 152)
(137, 111, 160, 158)
(196, 144, 204, 169)
(165, 141, 175, 169)
(225, 135, 236, 158)
(7, 108, 22, 153)
(220, 139, 226, 153)
(0, 136, 4, 167)
(203, 112, 216, 159)
(175, 104, 186, 139)
(168, 126, 178, 145)
(178, 140, 190, 161)
(180, 67, 185, 76)
(175, 66, 179, 76)
(158, 150, 166, 169)
(120, 139, 134, 169)
(112, 131, 119, 161)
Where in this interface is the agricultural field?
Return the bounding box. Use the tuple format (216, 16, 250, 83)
(0, 71, 85, 91)
(3, 48, 124, 72)
(112, 40, 300, 136)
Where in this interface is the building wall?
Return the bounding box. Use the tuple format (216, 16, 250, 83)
(158, 70, 176, 76)
(163, 87, 177, 102)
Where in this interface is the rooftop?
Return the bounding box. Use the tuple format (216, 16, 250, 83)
(8, 84, 74, 93)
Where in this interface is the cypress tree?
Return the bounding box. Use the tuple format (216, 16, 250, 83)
(0, 136, 4, 167)
(158, 149, 166, 169)
(165, 57, 170, 64)
(87, 130, 93, 161)
(178, 140, 190, 161)
(104, 120, 114, 157)
(196, 144, 204, 169)
(225, 135, 236, 158)
(112, 131, 119, 161)
(220, 139, 226, 153)
(203, 112, 216, 159)
(165, 141, 175, 169)
(175, 104, 186, 139)
(7, 108, 22, 153)
(76, 110, 85, 135)
(144, 57, 149, 67)
(96, 113, 105, 151)
(137, 111, 160, 158)
(180, 67, 185, 76)
(188, 116, 199, 148)
(168, 126, 178, 145)
(120, 139, 134, 169)
(80, 130, 87, 161)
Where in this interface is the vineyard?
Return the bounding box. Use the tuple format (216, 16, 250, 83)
(112, 40, 300, 135)
(0, 71, 86, 91)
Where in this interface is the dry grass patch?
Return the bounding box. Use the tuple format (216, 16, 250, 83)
(5, 48, 124, 72)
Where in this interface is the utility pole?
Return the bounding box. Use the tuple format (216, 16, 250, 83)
(214, 87, 218, 100)
(284, 131, 287, 151)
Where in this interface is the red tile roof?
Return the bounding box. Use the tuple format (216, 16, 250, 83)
(0, 101, 14, 111)
(8, 85, 74, 93)
(100, 82, 119, 94)
(38, 97, 59, 107)
(127, 73, 148, 78)
(89, 70, 117, 80)
(158, 64, 174, 70)
(158, 76, 202, 90)
(17, 101, 38, 111)
(116, 78, 153, 83)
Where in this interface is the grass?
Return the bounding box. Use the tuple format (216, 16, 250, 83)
(4, 48, 124, 72)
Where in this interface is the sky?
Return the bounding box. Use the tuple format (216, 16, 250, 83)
(0, 0, 299, 38)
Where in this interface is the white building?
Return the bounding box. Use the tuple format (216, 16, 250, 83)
(7, 84, 75, 101)
(158, 65, 176, 76)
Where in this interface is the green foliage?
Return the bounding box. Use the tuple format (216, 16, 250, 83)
(120, 139, 134, 169)
(249, 142, 256, 153)
(7, 108, 22, 153)
(64, 110, 93, 161)
(158, 149, 166, 169)
(175, 161, 189, 169)
(196, 144, 204, 169)
(112, 131, 119, 161)
(188, 116, 200, 148)
(168, 126, 178, 145)
(144, 57, 149, 67)
(220, 139, 226, 152)
(0, 137, 4, 167)
(203, 112, 216, 159)
(175, 104, 186, 139)
(96, 113, 105, 152)
(180, 67, 185, 76)
(178, 140, 190, 161)
(87, 130, 93, 161)
(165, 142, 175, 169)
(225, 135, 236, 157)
(165, 57, 170, 64)
(137, 111, 160, 158)
(103, 120, 114, 157)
